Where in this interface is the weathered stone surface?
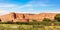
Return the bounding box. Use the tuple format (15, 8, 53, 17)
(0, 12, 56, 22)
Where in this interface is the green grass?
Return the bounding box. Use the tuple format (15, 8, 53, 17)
(0, 24, 60, 30)
(0, 22, 60, 30)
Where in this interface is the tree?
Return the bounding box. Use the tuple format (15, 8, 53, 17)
(54, 14, 60, 22)
(43, 18, 51, 22)
(40, 18, 52, 26)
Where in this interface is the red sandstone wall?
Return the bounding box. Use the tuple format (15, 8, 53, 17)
(0, 13, 14, 22)
(0, 13, 56, 22)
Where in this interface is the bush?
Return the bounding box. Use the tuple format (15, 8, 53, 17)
(39, 18, 52, 26)
(54, 22, 60, 26)
(54, 14, 60, 22)
(5, 21, 14, 24)
(16, 22, 29, 25)
(43, 18, 51, 22)
(0, 22, 3, 24)
(39, 21, 51, 26)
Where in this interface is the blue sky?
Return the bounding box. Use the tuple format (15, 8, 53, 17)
(0, 0, 60, 15)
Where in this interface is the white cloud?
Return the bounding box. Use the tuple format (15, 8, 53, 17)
(0, 0, 57, 15)
(0, 4, 31, 15)
(41, 9, 60, 13)
(42, 12, 60, 13)
(18, 4, 32, 9)
(15, 11, 40, 14)
(36, 2, 53, 6)
(27, 0, 52, 6)
(0, 10, 9, 15)
(0, 4, 16, 7)
(0, 3, 16, 15)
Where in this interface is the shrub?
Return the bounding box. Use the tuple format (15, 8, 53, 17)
(39, 18, 52, 26)
(0, 22, 3, 24)
(43, 18, 51, 22)
(54, 14, 60, 22)
(16, 22, 29, 25)
(2, 21, 14, 24)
